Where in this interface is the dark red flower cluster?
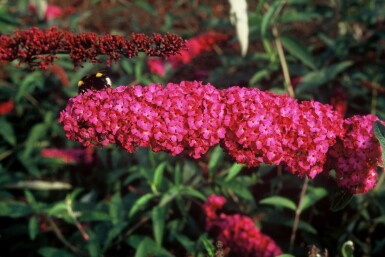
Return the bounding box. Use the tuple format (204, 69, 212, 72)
(203, 195, 282, 257)
(59, 81, 383, 193)
(147, 32, 229, 76)
(41, 148, 93, 164)
(0, 27, 186, 70)
(325, 115, 381, 194)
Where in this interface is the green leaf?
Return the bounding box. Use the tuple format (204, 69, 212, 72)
(373, 121, 385, 168)
(28, 216, 39, 240)
(128, 193, 155, 218)
(109, 192, 122, 225)
(25, 190, 38, 209)
(300, 187, 327, 211)
(38, 247, 75, 257)
(261, 1, 282, 38)
(135, 237, 173, 257)
(208, 146, 224, 177)
(330, 189, 354, 212)
(152, 205, 168, 246)
(181, 187, 206, 201)
(280, 36, 317, 70)
(297, 220, 317, 234)
(249, 69, 269, 85)
(22, 123, 47, 158)
(0, 201, 32, 217)
(200, 235, 215, 257)
(175, 234, 195, 252)
(47, 202, 67, 217)
(79, 211, 110, 222)
(295, 61, 352, 93)
(153, 162, 167, 191)
(260, 196, 296, 211)
(0, 118, 16, 145)
(225, 163, 244, 182)
(341, 241, 355, 257)
(103, 223, 126, 251)
(87, 230, 101, 257)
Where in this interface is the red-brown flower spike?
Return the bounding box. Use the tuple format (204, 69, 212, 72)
(0, 27, 186, 70)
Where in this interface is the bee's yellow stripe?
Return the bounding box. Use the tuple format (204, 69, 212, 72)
(96, 72, 103, 77)
(78, 80, 84, 87)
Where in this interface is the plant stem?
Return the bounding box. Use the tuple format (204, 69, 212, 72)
(289, 176, 309, 252)
(47, 217, 85, 256)
(272, 25, 295, 98)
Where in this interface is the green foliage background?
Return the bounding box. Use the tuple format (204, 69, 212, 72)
(1, 0, 385, 256)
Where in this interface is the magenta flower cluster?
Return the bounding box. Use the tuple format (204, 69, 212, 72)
(0, 27, 186, 69)
(59, 81, 383, 193)
(203, 194, 282, 257)
(325, 115, 381, 194)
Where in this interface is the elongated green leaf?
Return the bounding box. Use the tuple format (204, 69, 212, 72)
(260, 196, 296, 211)
(47, 202, 67, 216)
(153, 162, 167, 190)
(22, 123, 47, 158)
(175, 234, 195, 252)
(300, 187, 327, 211)
(79, 211, 110, 222)
(373, 121, 385, 168)
(135, 237, 173, 257)
(181, 187, 206, 201)
(25, 190, 37, 208)
(208, 146, 224, 176)
(225, 163, 244, 182)
(296, 61, 352, 93)
(0, 201, 32, 217)
(0, 118, 16, 145)
(280, 36, 317, 70)
(87, 230, 101, 257)
(129, 193, 155, 217)
(261, 1, 282, 37)
(330, 189, 353, 212)
(29, 216, 39, 240)
(103, 223, 126, 251)
(109, 192, 122, 225)
(200, 235, 215, 257)
(250, 69, 269, 85)
(152, 205, 167, 246)
(38, 247, 75, 257)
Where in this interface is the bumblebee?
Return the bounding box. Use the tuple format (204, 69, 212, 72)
(78, 72, 112, 94)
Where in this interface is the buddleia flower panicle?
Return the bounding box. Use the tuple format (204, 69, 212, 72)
(59, 81, 384, 193)
(203, 195, 282, 257)
(0, 27, 186, 70)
